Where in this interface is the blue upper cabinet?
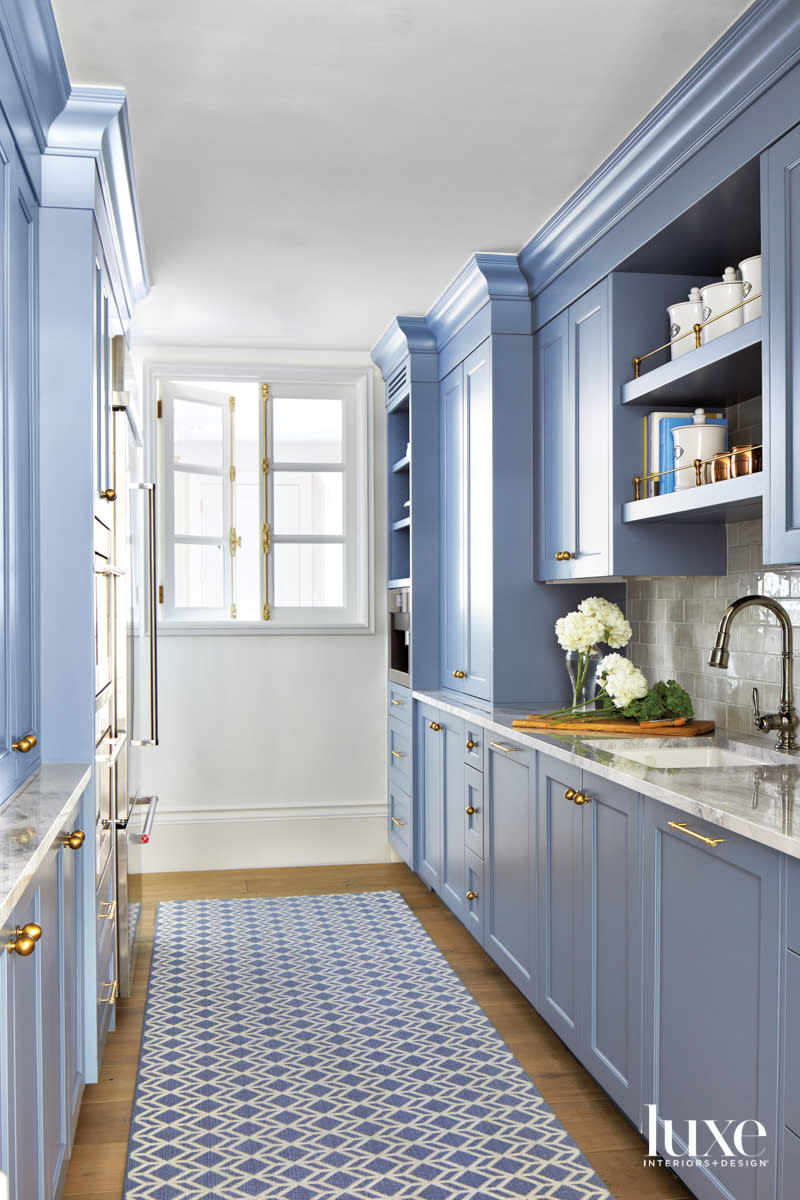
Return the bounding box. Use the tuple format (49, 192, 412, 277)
(764, 121, 800, 565)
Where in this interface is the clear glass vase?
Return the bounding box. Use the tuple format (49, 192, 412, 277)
(565, 647, 602, 713)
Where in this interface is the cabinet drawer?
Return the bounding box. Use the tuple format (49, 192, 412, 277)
(388, 716, 411, 791)
(464, 722, 484, 769)
(464, 765, 484, 859)
(389, 785, 412, 860)
(96, 849, 116, 926)
(96, 917, 117, 1048)
(785, 950, 800, 1136)
(388, 683, 411, 725)
(787, 857, 800, 953)
(464, 848, 483, 943)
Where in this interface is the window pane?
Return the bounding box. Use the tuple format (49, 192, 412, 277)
(272, 397, 343, 463)
(174, 397, 224, 469)
(174, 543, 225, 609)
(174, 472, 223, 537)
(274, 543, 344, 607)
(273, 472, 343, 535)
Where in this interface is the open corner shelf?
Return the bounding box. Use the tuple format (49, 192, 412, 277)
(622, 469, 763, 524)
(622, 317, 762, 408)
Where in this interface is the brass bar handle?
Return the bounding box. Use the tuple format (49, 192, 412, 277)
(100, 980, 118, 1006)
(12, 733, 37, 753)
(466, 806, 478, 815)
(668, 820, 725, 848)
(390, 750, 406, 759)
(466, 891, 478, 901)
(465, 739, 477, 750)
(391, 698, 406, 706)
(63, 830, 85, 850)
(8, 923, 42, 956)
(429, 722, 441, 731)
(452, 670, 466, 679)
(100, 900, 117, 922)
(490, 742, 520, 753)
(391, 817, 405, 827)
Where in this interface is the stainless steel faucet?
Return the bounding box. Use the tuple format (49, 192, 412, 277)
(708, 594, 798, 752)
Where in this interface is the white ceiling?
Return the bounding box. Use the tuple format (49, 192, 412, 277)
(51, 0, 754, 353)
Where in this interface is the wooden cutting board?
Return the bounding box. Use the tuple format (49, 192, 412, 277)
(511, 715, 715, 737)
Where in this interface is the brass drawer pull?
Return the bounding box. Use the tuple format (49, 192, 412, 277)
(391, 698, 406, 706)
(391, 816, 405, 827)
(63, 830, 85, 850)
(490, 741, 520, 753)
(100, 899, 117, 922)
(100, 980, 118, 1006)
(429, 722, 441, 731)
(8, 923, 42, 956)
(466, 806, 478, 815)
(465, 739, 477, 750)
(452, 670, 466, 679)
(466, 891, 478, 901)
(391, 750, 406, 759)
(668, 821, 724, 848)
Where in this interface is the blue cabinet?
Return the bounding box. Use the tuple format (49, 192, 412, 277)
(415, 703, 468, 922)
(441, 344, 492, 700)
(537, 754, 642, 1123)
(643, 799, 779, 1200)
(387, 684, 413, 865)
(484, 736, 537, 1002)
(535, 281, 610, 580)
(764, 121, 800, 564)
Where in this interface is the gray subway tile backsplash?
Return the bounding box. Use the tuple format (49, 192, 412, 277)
(627, 518, 798, 735)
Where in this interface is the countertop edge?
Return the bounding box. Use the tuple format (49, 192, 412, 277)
(414, 689, 800, 860)
(0, 763, 92, 926)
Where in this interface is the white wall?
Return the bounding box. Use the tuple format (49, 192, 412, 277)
(129, 347, 390, 872)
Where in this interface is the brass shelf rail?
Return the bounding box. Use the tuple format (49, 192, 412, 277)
(632, 293, 761, 379)
(633, 444, 763, 501)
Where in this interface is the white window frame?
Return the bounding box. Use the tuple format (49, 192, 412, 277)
(150, 361, 374, 635)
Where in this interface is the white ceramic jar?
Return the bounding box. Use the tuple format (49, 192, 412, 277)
(700, 267, 744, 344)
(739, 255, 762, 321)
(667, 287, 704, 359)
(672, 409, 727, 490)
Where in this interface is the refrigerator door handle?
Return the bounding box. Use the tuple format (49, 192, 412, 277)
(123, 794, 159, 843)
(95, 732, 127, 769)
(131, 481, 159, 747)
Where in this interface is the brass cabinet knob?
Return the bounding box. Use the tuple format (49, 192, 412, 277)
(64, 830, 85, 850)
(564, 788, 577, 801)
(573, 791, 590, 805)
(100, 488, 117, 501)
(12, 733, 37, 753)
(452, 670, 466, 679)
(466, 806, 478, 815)
(465, 739, 477, 750)
(429, 722, 441, 731)
(555, 551, 576, 561)
(8, 923, 42, 956)
(466, 891, 478, 901)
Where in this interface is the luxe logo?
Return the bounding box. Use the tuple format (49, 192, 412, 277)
(644, 1104, 768, 1161)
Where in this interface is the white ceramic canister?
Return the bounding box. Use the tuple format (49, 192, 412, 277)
(700, 266, 744, 344)
(666, 287, 704, 359)
(739, 254, 762, 321)
(672, 408, 727, 490)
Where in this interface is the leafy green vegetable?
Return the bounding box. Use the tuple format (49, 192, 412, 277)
(617, 679, 693, 722)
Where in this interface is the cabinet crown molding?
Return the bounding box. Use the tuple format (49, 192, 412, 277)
(519, 0, 800, 297)
(425, 253, 530, 351)
(371, 315, 437, 378)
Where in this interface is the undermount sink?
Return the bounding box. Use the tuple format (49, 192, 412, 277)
(614, 745, 763, 770)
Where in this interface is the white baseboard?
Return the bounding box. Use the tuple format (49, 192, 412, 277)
(129, 803, 393, 873)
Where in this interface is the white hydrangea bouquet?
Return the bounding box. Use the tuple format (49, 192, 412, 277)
(551, 597, 648, 718)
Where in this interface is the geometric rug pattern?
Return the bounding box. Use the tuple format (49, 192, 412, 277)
(124, 892, 614, 1199)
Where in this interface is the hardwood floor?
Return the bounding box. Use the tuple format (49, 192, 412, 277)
(63, 863, 694, 1199)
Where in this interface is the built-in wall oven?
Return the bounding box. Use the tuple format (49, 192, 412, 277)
(389, 586, 410, 685)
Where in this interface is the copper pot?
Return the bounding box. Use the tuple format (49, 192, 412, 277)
(711, 451, 731, 483)
(730, 445, 763, 477)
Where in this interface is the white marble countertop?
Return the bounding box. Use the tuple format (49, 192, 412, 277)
(0, 764, 91, 925)
(414, 689, 800, 860)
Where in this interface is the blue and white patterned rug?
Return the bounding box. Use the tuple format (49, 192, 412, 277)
(124, 892, 614, 1199)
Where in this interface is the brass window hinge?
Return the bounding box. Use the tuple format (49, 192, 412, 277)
(157, 399, 162, 419)
(158, 585, 164, 604)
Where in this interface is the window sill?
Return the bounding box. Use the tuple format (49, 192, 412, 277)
(158, 619, 375, 637)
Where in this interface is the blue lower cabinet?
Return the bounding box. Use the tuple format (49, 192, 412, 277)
(388, 716, 412, 795)
(416, 704, 443, 889)
(416, 704, 467, 921)
(485, 737, 537, 1002)
(388, 784, 412, 865)
(643, 799, 780, 1200)
(537, 754, 642, 1123)
(440, 717, 466, 921)
(464, 848, 483, 942)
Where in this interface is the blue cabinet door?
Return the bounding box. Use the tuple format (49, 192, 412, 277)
(535, 280, 609, 580)
(440, 715, 466, 920)
(7, 876, 44, 1200)
(62, 803, 85, 1151)
(643, 799, 779, 1200)
(485, 737, 536, 1001)
(764, 122, 800, 564)
(440, 344, 492, 700)
(417, 704, 443, 889)
(40, 843, 68, 1200)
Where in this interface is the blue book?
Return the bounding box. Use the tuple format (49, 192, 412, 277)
(658, 415, 727, 494)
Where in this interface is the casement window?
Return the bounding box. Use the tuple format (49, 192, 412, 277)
(155, 367, 372, 632)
